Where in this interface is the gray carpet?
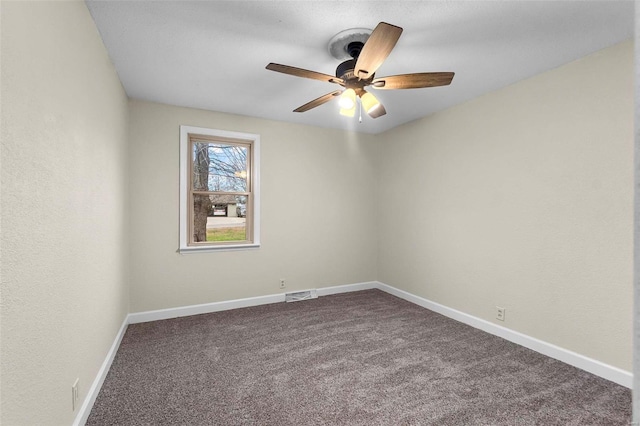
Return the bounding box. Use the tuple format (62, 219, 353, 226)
(87, 289, 631, 425)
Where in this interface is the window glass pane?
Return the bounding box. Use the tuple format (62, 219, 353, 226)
(232, 195, 248, 218)
(192, 142, 248, 192)
(192, 194, 247, 243)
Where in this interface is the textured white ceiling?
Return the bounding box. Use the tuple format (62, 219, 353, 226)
(86, 1, 633, 134)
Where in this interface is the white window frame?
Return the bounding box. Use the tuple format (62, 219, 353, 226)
(179, 125, 260, 253)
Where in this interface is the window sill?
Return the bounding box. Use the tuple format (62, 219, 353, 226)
(178, 243, 260, 254)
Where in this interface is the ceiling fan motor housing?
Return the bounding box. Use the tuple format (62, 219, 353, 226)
(336, 42, 368, 80)
(336, 59, 356, 79)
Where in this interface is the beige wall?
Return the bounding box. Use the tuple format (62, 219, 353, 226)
(128, 101, 378, 312)
(378, 41, 634, 371)
(1, 2, 130, 424)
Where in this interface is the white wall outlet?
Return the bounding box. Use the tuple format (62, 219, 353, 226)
(72, 378, 79, 411)
(279, 279, 286, 289)
(496, 307, 506, 321)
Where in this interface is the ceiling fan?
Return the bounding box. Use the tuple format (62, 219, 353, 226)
(266, 22, 454, 120)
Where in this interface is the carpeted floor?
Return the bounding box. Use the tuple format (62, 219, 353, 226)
(87, 289, 631, 425)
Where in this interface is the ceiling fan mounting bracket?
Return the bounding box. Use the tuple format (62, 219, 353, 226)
(327, 28, 372, 60)
(346, 41, 364, 59)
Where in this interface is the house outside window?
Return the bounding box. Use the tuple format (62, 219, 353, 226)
(179, 125, 260, 252)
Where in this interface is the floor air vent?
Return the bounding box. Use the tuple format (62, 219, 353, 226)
(285, 289, 318, 303)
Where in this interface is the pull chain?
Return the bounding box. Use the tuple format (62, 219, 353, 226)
(358, 98, 363, 123)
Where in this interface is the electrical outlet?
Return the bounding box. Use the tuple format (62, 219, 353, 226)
(496, 307, 505, 321)
(279, 279, 286, 289)
(72, 378, 79, 411)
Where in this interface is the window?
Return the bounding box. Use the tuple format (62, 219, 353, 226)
(179, 126, 260, 252)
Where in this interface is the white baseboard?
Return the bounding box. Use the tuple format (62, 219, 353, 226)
(375, 281, 632, 389)
(316, 281, 378, 296)
(73, 316, 128, 426)
(128, 293, 285, 324)
(128, 281, 377, 324)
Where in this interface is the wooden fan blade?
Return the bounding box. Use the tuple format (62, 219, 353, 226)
(367, 102, 386, 119)
(266, 63, 344, 85)
(354, 22, 403, 80)
(293, 90, 342, 113)
(371, 72, 455, 90)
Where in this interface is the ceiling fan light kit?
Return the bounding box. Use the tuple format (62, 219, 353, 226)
(266, 22, 455, 121)
(338, 88, 356, 109)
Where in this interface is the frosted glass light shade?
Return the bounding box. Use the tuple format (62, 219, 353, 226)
(361, 92, 381, 114)
(338, 88, 356, 109)
(340, 106, 355, 117)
